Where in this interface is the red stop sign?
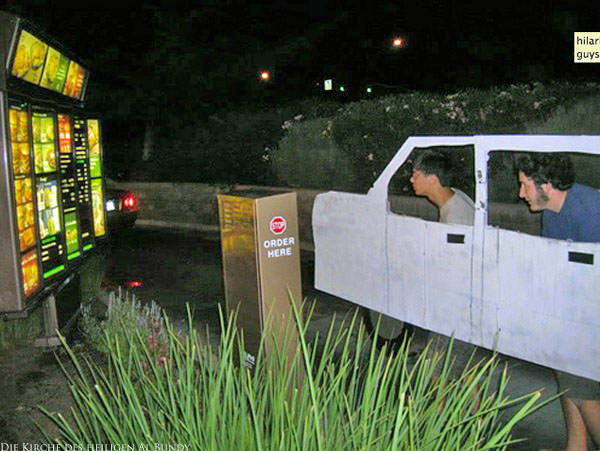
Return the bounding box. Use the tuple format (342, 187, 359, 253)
(270, 216, 287, 235)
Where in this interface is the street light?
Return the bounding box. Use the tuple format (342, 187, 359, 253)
(391, 37, 405, 48)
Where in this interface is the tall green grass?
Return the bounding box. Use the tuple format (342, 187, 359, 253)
(44, 298, 544, 449)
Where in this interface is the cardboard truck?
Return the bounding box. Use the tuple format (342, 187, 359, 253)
(313, 135, 600, 381)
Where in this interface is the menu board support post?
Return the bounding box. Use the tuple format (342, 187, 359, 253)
(34, 292, 60, 347)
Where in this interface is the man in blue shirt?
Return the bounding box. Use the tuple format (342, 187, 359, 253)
(517, 152, 600, 450)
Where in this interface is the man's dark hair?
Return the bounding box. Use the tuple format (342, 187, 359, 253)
(516, 153, 575, 191)
(413, 150, 452, 186)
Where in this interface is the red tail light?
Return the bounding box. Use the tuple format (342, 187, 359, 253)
(123, 195, 137, 210)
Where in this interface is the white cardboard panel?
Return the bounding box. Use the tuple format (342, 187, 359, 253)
(424, 221, 473, 340)
(313, 192, 387, 312)
(387, 214, 427, 324)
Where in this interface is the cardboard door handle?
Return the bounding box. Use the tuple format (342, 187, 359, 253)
(568, 251, 594, 265)
(447, 234, 465, 244)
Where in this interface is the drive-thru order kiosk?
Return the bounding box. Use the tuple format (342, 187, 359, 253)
(218, 191, 302, 370)
(0, 12, 107, 343)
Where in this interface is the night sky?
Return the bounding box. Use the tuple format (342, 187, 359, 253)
(1, 1, 599, 117)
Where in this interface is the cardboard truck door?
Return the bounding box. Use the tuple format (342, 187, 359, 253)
(313, 192, 388, 313)
(477, 135, 600, 380)
(483, 222, 600, 381)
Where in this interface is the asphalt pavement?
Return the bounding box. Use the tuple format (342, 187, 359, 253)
(104, 227, 569, 450)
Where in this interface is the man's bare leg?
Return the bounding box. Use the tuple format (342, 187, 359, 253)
(561, 396, 587, 450)
(580, 399, 600, 448)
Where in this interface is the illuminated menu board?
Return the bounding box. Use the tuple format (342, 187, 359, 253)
(8, 101, 40, 298)
(73, 116, 94, 251)
(58, 113, 81, 260)
(10, 28, 87, 101)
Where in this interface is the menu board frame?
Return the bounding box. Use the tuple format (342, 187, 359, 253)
(4, 17, 90, 104)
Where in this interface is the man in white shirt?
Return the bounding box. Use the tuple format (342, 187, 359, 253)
(410, 150, 475, 225)
(410, 149, 480, 401)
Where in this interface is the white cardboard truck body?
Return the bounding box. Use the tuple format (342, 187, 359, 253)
(313, 135, 600, 381)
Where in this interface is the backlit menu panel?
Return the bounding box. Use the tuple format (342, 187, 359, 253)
(8, 101, 40, 298)
(73, 116, 93, 251)
(91, 178, 105, 237)
(63, 61, 86, 99)
(11, 30, 47, 85)
(32, 108, 65, 279)
(36, 174, 65, 279)
(32, 111, 57, 175)
(87, 119, 106, 238)
(58, 113, 81, 260)
(21, 249, 40, 299)
(40, 47, 69, 93)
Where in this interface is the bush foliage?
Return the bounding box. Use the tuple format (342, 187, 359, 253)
(141, 98, 341, 185)
(79, 288, 167, 357)
(130, 81, 599, 191)
(525, 94, 600, 190)
(272, 118, 360, 190)
(273, 81, 600, 191)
